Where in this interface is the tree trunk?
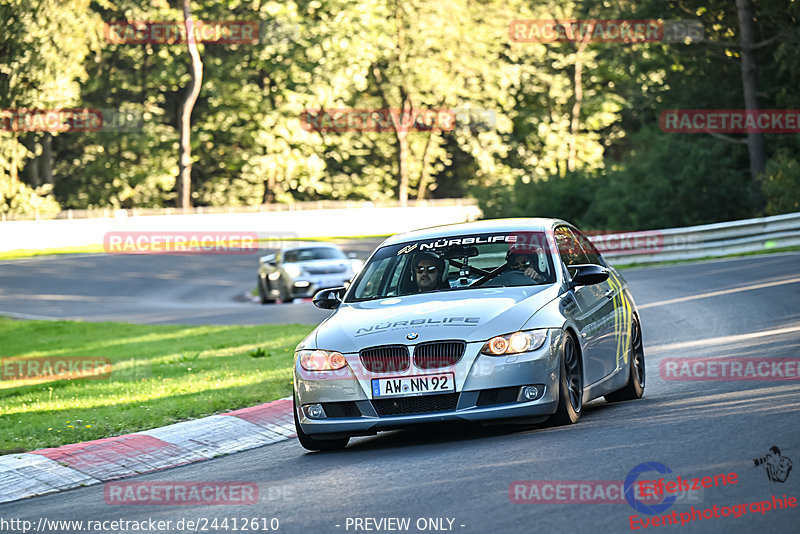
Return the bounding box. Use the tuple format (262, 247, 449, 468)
(24, 137, 40, 186)
(42, 133, 53, 185)
(416, 130, 437, 200)
(395, 115, 410, 206)
(263, 170, 276, 204)
(568, 40, 587, 173)
(177, 0, 204, 209)
(735, 0, 766, 210)
(393, 1, 409, 206)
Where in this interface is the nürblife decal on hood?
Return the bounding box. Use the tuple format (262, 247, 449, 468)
(356, 316, 480, 337)
(396, 235, 518, 255)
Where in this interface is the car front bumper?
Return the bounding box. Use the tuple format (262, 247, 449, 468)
(289, 276, 352, 298)
(293, 329, 564, 437)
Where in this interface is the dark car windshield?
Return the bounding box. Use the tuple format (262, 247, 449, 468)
(283, 247, 345, 262)
(346, 232, 556, 302)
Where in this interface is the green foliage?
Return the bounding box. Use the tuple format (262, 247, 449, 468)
(0, 175, 61, 219)
(478, 126, 753, 230)
(761, 148, 800, 215)
(249, 347, 268, 358)
(585, 127, 752, 229)
(0, 0, 797, 226)
(474, 171, 601, 227)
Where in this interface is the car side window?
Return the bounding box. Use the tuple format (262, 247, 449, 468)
(354, 258, 393, 299)
(386, 256, 409, 295)
(571, 227, 605, 266)
(554, 226, 590, 277)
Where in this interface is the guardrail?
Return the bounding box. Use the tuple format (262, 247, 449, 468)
(0, 197, 475, 221)
(593, 212, 800, 265)
(0, 201, 482, 253)
(2, 199, 797, 261)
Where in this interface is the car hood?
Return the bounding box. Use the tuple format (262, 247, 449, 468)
(312, 285, 561, 352)
(288, 259, 352, 272)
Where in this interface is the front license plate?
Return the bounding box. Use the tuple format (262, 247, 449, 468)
(371, 373, 455, 398)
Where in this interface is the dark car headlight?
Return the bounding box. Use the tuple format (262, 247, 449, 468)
(298, 349, 347, 371)
(481, 330, 547, 356)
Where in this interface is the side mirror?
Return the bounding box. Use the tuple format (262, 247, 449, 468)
(569, 264, 609, 288)
(259, 253, 276, 266)
(313, 287, 345, 310)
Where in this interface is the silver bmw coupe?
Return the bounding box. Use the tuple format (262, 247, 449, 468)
(293, 219, 645, 450)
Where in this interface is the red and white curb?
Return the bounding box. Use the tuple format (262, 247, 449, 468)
(0, 398, 295, 504)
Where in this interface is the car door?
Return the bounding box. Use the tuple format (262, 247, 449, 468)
(571, 227, 623, 379)
(574, 229, 634, 373)
(555, 226, 614, 387)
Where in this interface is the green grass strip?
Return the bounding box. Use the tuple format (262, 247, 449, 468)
(0, 317, 313, 453)
(0, 245, 106, 260)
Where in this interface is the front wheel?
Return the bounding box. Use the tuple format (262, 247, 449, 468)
(547, 331, 582, 426)
(257, 276, 274, 304)
(293, 396, 349, 451)
(604, 317, 645, 402)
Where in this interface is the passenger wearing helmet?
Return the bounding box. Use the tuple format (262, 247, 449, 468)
(506, 244, 546, 283)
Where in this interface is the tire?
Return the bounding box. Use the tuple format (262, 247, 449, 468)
(604, 317, 645, 402)
(293, 395, 349, 451)
(277, 282, 290, 304)
(547, 331, 582, 426)
(257, 276, 274, 304)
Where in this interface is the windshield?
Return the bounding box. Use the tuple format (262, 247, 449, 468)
(283, 247, 345, 262)
(346, 232, 556, 302)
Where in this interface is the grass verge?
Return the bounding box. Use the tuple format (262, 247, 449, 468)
(0, 245, 105, 260)
(0, 317, 314, 453)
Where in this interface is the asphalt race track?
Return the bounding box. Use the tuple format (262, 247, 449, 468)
(0, 238, 383, 325)
(1, 251, 799, 533)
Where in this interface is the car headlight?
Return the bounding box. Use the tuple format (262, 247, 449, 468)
(298, 349, 347, 371)
(481, 330, 547, 356)
(284, 264, 303, 278)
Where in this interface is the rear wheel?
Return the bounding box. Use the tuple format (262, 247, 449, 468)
(605, 317, 645, 402)
(293, 395, 349, 451)
(547, 331, 582, 426)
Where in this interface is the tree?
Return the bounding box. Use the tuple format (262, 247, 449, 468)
(176, 0, 204, 209)
(734, 0, 766, 208)
(0, 0, 100, 217)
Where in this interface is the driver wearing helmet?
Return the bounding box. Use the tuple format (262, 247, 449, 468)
(411, 252, 448, 292)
